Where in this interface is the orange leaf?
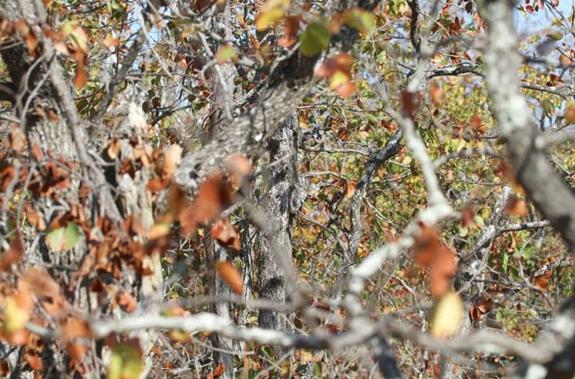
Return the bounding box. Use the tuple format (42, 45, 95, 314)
(335, 81, 356, 98)
(103, 33, 120, 49)
(277, 15, 301, 48)
(470, 114, 485, 135)
(428, 81, 443, 107)
(179, 172, 234, 235)
(345, 180, 357, 199)
(15, 20, 39, 57)
(146, 177, 171, 193)
(0, 231, 24, 271)
(565, 105, 575, 124)
(74, 62, 88, 89)
(212, 363, 225, 377)
(504, 196, 528, 217)
(216, 261, 244, 294)
(315, 53, 353, 78)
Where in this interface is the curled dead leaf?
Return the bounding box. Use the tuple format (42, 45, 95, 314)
(412, 222, 457, 298)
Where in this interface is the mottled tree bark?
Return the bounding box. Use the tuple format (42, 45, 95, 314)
(258, 116, 297, 334)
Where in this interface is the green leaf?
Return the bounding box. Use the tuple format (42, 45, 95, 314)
(108, 342, 144, 379)
(215, 45, 237, 64)
(299, 23, 331, 57)
(344, 8, 376, 35)
(45, 222, 81, 252)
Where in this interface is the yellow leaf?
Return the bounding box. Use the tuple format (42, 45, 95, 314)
(430, 291, 464, 338)
(107, 341, 144, 379)
(46, 222, 82, 252)
(329, 70, 351, 89)
(255, 0, 290, 31)
(3, 297, 29, 333)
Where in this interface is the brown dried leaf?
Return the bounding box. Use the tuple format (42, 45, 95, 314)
(211, 218, 241, 251)
(0, 231, 24, 271)
(565, 105, 575, 124)
(504, 196, 528, 217)
(533, 271, 552, 290)
(74, 61, 88, 89)
(117, 290, 137, 313)
(278, 15, 301, 48)
(428, 81, 443, 107)
(9, 125, 26, 153)
(179, 172, 234, 235)
(470, 114, 485, 135)
(400, 90, 421, 120)
(412, 222, 457, 298)
(461, 205, 474, 227)
(25, 205, 46, 231)
(223, 154, 252, 189)
(31, 143, 44, 161)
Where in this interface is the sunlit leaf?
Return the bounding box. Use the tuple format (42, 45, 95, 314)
(215, 44, 238, 64)
(46, 222, 82, 252)
(430, 291, 464, 338)
(343, 8, 376, 35)
(3, 297, 30, 333)
(255, 0, 290, 31)
(107, 341, 144, 379)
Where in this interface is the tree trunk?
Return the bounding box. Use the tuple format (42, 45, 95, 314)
(258, 116, 297, 336)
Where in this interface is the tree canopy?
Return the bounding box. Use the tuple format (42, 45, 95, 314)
(0, 0, 574, 378)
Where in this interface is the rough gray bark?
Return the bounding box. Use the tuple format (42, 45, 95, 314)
(481, 0, 575, 376)
(258, 116, 298, 334)
(204, 7, 239, 376)
(482, 0, 575, 253)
